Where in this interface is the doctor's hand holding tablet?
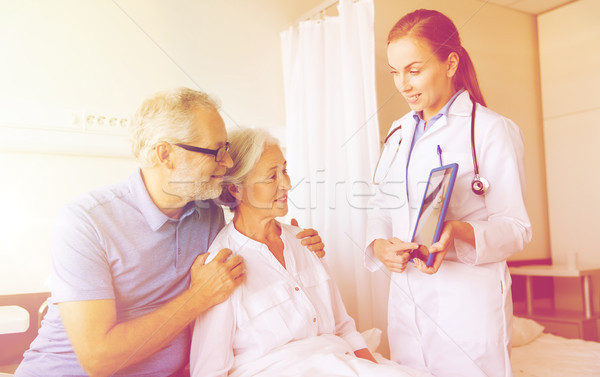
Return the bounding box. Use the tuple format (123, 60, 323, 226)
(365, 8, 532, 377)
(373, 162, 461, 275)
(372, 237, 419, 274)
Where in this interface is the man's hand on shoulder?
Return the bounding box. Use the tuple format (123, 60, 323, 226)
(291, 218, 325, 258)
(189, 249, 245, 310)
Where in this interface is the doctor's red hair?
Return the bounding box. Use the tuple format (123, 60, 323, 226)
(388, 9, 486, 107)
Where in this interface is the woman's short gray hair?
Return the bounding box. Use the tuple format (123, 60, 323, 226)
(130, 87, 220, 167)
(220, 127, 280, 209)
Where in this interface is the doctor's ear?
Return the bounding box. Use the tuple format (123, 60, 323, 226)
(446, 52, 459, 78)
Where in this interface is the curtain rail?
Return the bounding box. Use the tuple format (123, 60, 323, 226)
(294, 0, 338, 24)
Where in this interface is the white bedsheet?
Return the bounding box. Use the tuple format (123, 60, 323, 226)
(511, 332, 600, 377)
(228, 333, 434, 377)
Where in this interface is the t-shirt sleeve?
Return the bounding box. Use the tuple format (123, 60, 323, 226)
(50, 204, 115, 303)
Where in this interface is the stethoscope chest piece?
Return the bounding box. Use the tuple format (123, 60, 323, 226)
(471, 174, 489, 196)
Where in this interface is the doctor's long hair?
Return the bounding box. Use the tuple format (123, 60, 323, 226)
(388, 9, 486, 107)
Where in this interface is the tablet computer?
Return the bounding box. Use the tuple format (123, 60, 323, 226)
(409, 163, 458, 267)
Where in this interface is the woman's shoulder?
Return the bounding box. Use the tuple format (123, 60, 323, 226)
(206, 222, 237, 261)
(279, 222, 325, 265)
(279, 223, 303, 248)
(279, 222, 314, 249)
(387, 112, 415, 131)
(279, 222, 303, 235)
(475, 105, 524, 144)
(450, 92, 519, 129)
(466, 99, 517, 128)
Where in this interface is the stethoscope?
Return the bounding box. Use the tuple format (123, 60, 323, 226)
(468, 96, 489, 195)
(373, 95, 489, 196)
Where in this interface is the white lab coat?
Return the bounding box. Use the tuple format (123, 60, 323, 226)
(365, 91, 532, 377)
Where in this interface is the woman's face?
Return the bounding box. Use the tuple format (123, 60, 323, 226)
(387, 36, 457, 122)
(239, 145, 291, 218)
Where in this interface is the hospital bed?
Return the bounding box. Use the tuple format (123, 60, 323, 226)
(364, 317, 600, 377)
(0, 292, 50, 372)
(2, 294, 598, 376)
(510, 316, 600, 376)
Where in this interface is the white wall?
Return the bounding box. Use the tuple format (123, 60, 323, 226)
(0, 0, 321, 294)
(0, 0, 305, 132)
(0, 152, 137, 294)
(538, 0, 600, 311)
(538, 0, 600, 269)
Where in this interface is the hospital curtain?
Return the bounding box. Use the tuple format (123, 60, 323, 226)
(281, 0, 391, 356)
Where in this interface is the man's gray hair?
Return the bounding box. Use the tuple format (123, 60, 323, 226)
(130, 87, 220, 167)
(220, 127, 280, 209)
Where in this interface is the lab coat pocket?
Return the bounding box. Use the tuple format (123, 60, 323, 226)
(435, 261, 504, 343)
(242, 283, 294, 347)
(298, 263, 336, 333)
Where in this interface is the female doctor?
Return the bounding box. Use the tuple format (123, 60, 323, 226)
(365, 9, 532, 377)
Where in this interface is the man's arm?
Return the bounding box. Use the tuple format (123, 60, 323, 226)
(59, 249, 244, 377)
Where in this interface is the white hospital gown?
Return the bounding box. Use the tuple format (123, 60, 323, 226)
(189, 222, 367, 377)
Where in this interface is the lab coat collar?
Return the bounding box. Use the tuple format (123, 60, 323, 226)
(387, 90, 474, 165)
(423, 91, 472, 134)
(447, 90, 474, 117)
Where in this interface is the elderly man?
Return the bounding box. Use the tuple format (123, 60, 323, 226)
(15, 88, 324, 377)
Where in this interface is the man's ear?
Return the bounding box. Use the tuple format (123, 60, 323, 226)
(447, 51, 459, 78)
(155, 142, 174, 169)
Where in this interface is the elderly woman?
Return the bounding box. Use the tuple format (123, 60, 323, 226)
(189, 128, 432, 377)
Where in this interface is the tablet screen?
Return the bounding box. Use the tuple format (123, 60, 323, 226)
(410, 164, 458, 265)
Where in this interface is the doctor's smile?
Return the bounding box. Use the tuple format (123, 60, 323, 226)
(405, 93, 420, 104)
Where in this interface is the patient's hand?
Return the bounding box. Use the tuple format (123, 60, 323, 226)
(354, 348, 377, 363)
(291, 218, 325, 258)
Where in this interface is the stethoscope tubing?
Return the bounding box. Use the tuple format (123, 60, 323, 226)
(373, 95, 488, 195)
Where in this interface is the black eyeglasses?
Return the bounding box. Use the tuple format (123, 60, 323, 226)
(175, 142, 230, 162)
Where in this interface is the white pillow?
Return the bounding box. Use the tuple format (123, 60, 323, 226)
(512, 316, 545, 347)
(361, 328, 382, 353)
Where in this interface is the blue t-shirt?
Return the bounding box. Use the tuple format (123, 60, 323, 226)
(15, 170, 225, 376)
